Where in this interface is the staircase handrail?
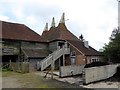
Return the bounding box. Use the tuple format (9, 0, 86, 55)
(39, 46, 70, 71)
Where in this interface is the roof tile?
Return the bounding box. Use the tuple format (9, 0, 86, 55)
(1, 20, 42, 42)
(41, 23, 79, 41)
(67, 40, 102, 56)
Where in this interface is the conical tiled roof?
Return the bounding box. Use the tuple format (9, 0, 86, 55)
(51, 17, 55, 27)
(41, 13, 79, 41)
(41, 23, 79, 42)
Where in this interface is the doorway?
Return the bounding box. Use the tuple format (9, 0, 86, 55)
(58, 42, 64, 48)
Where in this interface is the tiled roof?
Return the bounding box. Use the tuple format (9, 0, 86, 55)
(41, 27, 56, 42)
(67, 40, 102, 56)
(22, 48, 50, 58)
(1, 20, 42, 42)
(41, 22, 101, 56)
(41, 23, 79, 42)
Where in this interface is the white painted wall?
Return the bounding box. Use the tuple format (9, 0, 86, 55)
(84, 64, 120, 84)
(60, 65, 85, 77)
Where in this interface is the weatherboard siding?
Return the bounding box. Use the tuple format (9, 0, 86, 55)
(49, 41, 58, 52)
(21, 41, 48, 50)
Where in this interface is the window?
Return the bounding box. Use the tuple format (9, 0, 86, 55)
(92, 59, 96, 62)
(71, 57, 76, 65)
(58, 42, 64, 48)
(91, 56, 99, 62)
(70, 51, 76, 57)
(70, 51, 76, 65)
(96, 59, 99, 62)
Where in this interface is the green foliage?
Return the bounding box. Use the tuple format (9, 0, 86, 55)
(2, 64, 12, 72)
(103, 28, 120, 63)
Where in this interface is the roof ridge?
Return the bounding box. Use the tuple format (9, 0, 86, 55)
(2, 21, 42, 42)
(67, 40, 101, 56)
(1, 20, 24, 25)
(23, 24, 41, 36)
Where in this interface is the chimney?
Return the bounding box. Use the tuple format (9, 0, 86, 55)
(43, 23, 48, 31)
(59, 13, 65, 24)
(51, 17, 55, 27)
(84, 41, 89, 48)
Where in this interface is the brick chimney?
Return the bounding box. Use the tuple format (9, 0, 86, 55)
(84, 41, 89, 48)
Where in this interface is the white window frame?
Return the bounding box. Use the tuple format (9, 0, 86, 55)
(91, 56, 99, 62)
(70, 51, 76, 65)
(70, 51, 76, 57)
(71, 57, 76, 65)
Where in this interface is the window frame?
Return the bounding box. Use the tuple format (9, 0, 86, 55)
(91, 56, 99, 62)
(70, 51, 76, 57)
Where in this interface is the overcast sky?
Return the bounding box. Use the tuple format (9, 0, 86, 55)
(0, 0, 118, 50)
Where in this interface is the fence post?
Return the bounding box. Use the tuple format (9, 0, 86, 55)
(9, 60, 15, 72)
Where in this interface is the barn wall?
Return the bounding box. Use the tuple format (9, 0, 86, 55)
(29, 58, 43, 72)
(2, 40, 20, 55)
(21, 41, 48, 50)
(49, 41, 58, 52)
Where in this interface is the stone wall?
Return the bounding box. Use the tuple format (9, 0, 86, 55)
(60, 65, 85, 77)
(84, 64, 120, 84)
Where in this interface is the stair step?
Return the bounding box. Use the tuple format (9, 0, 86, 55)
(39, 47, 70, 71)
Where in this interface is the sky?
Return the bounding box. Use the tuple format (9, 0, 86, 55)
(0, 0, 118, 51)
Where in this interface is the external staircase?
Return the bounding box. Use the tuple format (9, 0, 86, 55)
(37, 46, 70, 71)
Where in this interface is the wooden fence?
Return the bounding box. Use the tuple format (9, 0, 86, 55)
(10, 62, 29, 73)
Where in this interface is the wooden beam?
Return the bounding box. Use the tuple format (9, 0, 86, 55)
(51, 56, 54, 79)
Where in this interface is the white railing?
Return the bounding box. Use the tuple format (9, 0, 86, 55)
(39, 47, 70, 71)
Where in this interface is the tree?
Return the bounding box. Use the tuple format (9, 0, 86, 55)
(103, 28, 120, 63)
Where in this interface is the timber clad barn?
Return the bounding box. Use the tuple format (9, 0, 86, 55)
(0, 13, 103, 72)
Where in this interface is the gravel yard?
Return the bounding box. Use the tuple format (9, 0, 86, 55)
(2, 71, 85, 89)
(2, 71, 120, 89)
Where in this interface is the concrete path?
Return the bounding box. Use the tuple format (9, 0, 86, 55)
(35, 71, 83, 85)
(81, 82, 120, 89)
(36, 71, 120, 89)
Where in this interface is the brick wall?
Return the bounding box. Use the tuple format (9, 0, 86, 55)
(76, 55, 85, 65)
